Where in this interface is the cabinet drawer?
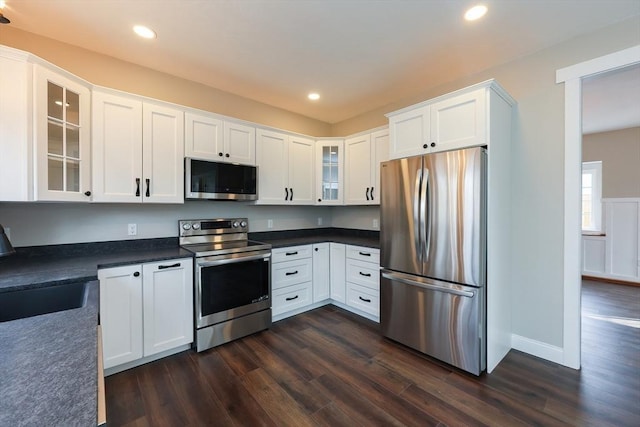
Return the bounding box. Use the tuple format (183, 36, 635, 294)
(346, 259, 379, 290)
(346, 283, 379, 317)
(272, 245, 312, 263)
(272, 282, 312, 316)
(346, 245, 380, 264)
(272, 258, 313, 289)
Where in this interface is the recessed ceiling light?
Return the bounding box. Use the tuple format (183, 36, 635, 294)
(464, 5, 488, 21)
(133, 25, 156, 39)
(308, 93, 320, 101)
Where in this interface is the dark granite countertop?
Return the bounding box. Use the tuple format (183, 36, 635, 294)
(250, 228, 379, 249)
(0, 280, 99, 427)
(0, 238, 193, 292)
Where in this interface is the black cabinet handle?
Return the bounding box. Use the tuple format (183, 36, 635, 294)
(359, 296, 371, 303)
(225, 153, 230, 158)
(290, 187, 293, 200)
(133, 272, 140, 277)
(370, 186, 374, 200)
(135, 178, 140, 197)
(423, 143, 428, 149)
(365, 187, 370, 201)
(317, 198, 322, 202)
(285, 251, 298, 256)
(218, 152, 223, 157)
(315, 248, 318, 252)
(286, 295, 299, 301)
(145, 178, 150, 197)
(359, 252, 371, 257)
(359, 272, 372, 277)
(430, 142, 436, 147)
(158, 263, 181, 270)
(285, 270, 299, 276)
(285, 188, 289, 201)
(84, 191, 92, 197)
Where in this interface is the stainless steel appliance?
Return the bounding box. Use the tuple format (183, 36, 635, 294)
(380, 146, 487, 375)
(185, 158, 258, 201)
(179, 218, 271, 352)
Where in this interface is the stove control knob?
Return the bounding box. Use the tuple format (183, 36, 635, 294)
(192, 223, 200, 230)
(232, 220, 240, 228)
(240, 220, 247, 228)
(182, 223, 191, 230)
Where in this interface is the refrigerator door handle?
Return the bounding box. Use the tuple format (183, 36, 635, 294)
(414, 168, 423, 261)
(421, 168, 430, 262)
(381, 271, 475, 298)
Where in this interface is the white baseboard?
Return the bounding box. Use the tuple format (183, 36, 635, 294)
(511, 334, 564, 365)
(104, 344, 191, 376)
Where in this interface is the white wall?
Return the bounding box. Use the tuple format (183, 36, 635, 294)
(331, 205, 380, 230)
(0, 202, 333, 247)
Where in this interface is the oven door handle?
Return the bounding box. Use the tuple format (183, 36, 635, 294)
(197, 252, 271, 267)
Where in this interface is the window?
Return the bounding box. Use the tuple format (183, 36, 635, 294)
(582, 161, 602, 232)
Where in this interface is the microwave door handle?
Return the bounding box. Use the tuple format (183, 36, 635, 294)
(422, 168, 430, 263)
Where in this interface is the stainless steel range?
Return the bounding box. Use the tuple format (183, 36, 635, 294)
(179, 218, 272, 352)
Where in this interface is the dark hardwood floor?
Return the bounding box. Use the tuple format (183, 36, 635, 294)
(106, 281, 640, 426)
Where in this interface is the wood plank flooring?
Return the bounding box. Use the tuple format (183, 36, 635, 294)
(105, 280, 640, 426)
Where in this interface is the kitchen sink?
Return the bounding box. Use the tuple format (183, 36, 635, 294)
(0, 281, 89, 323)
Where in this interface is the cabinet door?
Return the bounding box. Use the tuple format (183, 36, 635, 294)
(430, 88, 486, 152)
(313, 243, 330, 302)
(142, 102, 184, 203)
(142, 259, 194, 357)
(330, 243, 346, 303)
(0, 50, 32, 201)
(92, 91, 143, 202)
(370, 129, 389, 204)
(34, 65, 91, 201)
(184, 111, 223, 161)
(98, 265, 143, 369)
(256, 129, 289, 204)
(224, 121, 256, 165)
(316, 139, 344, 205)
(288, 135, 315, 205)
(388, 105, 429, 160)
(344, 134, 372, 205)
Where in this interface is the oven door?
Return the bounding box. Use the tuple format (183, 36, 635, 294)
(195, 249, 271, 329)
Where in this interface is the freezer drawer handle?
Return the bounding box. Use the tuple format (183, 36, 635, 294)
(286, 295, 299, 301)
(285, 270, 299, 276)
(382, 272, 475, 298)
(158, 263, 181, 270)
(285, 251, 298, 256)
(358, 252, 371, 257)
(359, 272, 372, 277)
(358, 296, 371, 303)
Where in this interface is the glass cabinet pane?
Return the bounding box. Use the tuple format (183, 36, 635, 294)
(66, 90, 80, 126)
(48, 157, 64, 191)
(66, 160, 80, 192)
(48, 121, 63, 155)
(321, 145, 340, 201)
(48, 82, 64, 120)
(67, 126, 80, 158)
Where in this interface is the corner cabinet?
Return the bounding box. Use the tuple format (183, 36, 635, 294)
(315, 139, 344, 205)
(387, 81, 513, 159)
(344, 128, 389, 205)
(184, 111, 256, 165)
(99, 258, 193, 373)
(92, 88, 184, 203)
(256, 129, 315, 204)
(34, 65, 92, 201)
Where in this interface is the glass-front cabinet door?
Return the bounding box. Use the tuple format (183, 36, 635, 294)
(34, 65, 91, 201)
(315, 139, 344, 205)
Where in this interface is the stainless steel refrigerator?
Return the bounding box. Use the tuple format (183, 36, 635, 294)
(380, 146, 487, 375)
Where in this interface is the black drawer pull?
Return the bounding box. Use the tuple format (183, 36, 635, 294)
(359, 272, 371, 277)
(359, 296, 371, 303)
(358, 252, 371, 256)
(285, 251, 298, 256)
(145, 178, 150, 197)
(286, 295, 299, 301)
(133, 272, 140, 277)
(135, 178, 140, 197)
(285, 270, 299, 276)
(158, 263, 181, 270)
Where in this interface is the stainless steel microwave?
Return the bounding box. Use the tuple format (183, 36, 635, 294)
(185, 158, 258, 201)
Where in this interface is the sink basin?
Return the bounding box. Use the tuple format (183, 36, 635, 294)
(0, 281, 89, 323)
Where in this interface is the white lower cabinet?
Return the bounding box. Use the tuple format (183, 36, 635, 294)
(330, 243, 346, 303)
(344, 246, 380, 320)
(271, 245, 313, 319)
(313, 243, 330, 302)
(99, 258, 193, 372)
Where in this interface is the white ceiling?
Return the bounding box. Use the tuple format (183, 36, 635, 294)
(2, 0, 639, 124)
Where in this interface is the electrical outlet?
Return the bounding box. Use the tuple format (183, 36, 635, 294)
(317, 217, 323, 226)
(128, 223, 137, 236)
(373, 219, 379, 229)
(267, 219, 273, 229)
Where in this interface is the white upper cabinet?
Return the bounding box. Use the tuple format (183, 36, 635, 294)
(315, 139, 344, 205)
(185, 112, 255, 165)
(344, 128, 389, 205)
(92, 88, 184, 203)
(256, 129, 314, 204)
(34, 64, 92, 201)
(387, 82, 502, 159)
